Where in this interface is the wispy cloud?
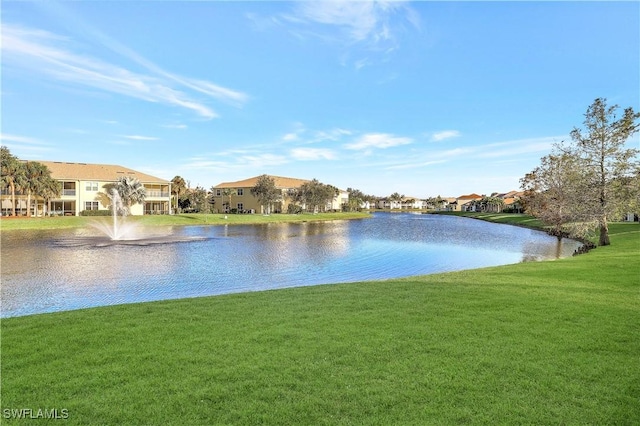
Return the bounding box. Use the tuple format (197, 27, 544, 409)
(289, 1, 417, 46)
(345, 133, 413, 150)
(312, 128, 352, 142)
(430, 130, 461, 142)
(122, 135, 159, 141)
(184, 152, 289, 172)
(0, 133, 53, 154)
(291, 147, 336, 161)
(477, 137, 561, 159)
(161, 124, 188, 130)
(1, 134, 46, 145)
(385, 160, 447, 170)
(2, 23, 248, 119)
(282, 125, 352, 145)
(282, 132, 300, 142)
(263, 1, 420, 69)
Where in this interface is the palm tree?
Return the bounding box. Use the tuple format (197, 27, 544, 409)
(22, 161, 52, 217)
(115, 176, 146, 215)
(389, 192, 403, 209)
(171, 176, 187, 214)
(39, 177, 62, 216)
(1, 147, 24, 216)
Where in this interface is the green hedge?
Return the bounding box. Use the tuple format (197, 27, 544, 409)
(80, 210, 112, 216)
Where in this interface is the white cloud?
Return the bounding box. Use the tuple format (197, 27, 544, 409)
(1, 24, 248, 119)
(273, 1, 420, 69)
(431, 130, 461, 142)
(313, 128, 352, 142)
(0, 133, 53, 154)
(291, 147, 336, 161)
(122, 135, 159, 141)
(1, 134, 45, 145)
(291, 1, 411, 45)
(282, 132, 299, 142)
(385, 160, 447, 170)
(345, 133, 413, 150)
(477, 136, 562, 159)
(162, 124, 187, 129)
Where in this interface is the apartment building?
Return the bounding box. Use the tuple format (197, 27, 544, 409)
(1, 161, 171, 216)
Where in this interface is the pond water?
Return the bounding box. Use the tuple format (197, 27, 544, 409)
(1, 213, 582, 318)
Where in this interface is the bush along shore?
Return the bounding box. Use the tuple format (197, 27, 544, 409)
(434, 211, 600, 256)
(1, 216, 639, 424)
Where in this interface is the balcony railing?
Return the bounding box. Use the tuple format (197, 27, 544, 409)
(145, 191, 170, 198)
(62, 190, 76, 196)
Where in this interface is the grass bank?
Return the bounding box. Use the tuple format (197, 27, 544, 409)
(1, 222, 638, 424)
(0, 211, 371, 231)
(433, 211, 547, 230)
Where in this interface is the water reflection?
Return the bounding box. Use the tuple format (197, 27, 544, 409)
(1, 213, 582, 317)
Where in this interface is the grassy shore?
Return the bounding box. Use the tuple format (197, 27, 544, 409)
(434, 211, 547, 229)
(1, 217, 638, 424)
(0, 211, 371, 231)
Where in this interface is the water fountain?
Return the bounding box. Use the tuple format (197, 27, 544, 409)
(81, 188, 205, 246)
(90, 189, 142, 241)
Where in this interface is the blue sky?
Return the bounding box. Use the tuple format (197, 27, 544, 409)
(2, 1, 638, 197)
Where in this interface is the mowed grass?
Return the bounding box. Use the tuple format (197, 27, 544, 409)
(436, 211, 546, 229)
(1, 221, 639, 424)
(0, 211, 371, 231)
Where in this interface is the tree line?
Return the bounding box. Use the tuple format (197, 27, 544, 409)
(1, 147, 61, 217)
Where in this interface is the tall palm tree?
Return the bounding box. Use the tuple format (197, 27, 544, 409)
(1, 147, 24, 216)
(171, 175, 187, 214)
(39, 177, 62, 216)
(115, 176, 146, 215)
(22, 161, 51, 217)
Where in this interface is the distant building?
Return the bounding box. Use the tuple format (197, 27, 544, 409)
(1, 161, 171, 216)
(447, 193, 483, 211)
(211, 175, 347, 214)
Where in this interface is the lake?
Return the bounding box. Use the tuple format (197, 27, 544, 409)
(0, 213, 582, 318)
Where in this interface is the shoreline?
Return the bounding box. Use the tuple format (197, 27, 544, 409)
(432, 211, 597, 255)
(0, 211, 372, 232)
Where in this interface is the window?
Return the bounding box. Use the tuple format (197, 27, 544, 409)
(85, 182, 99, 191)
(237, 188, 244, 196)
(237, 203, 244, 212)
(216, 189, 221, 196)
(85, 201, 99, 210)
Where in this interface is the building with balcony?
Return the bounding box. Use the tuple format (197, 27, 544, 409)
(211, 175, 348, 214)
(1, 161, 171, 216)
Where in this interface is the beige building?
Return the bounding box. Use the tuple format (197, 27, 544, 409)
(1, 161, 171, 216)
(212, 175, 348, 214)
(447, 193, 483, 212)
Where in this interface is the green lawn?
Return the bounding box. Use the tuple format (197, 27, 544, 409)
(0, 211, 371, 231)
(1, 219, 638, 424)
(434, 211, 546, 229)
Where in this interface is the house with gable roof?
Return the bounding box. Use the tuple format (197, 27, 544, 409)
(1, 161, 171, 216)
(447, 193, 483, 211)
(211, 175, 348, 214)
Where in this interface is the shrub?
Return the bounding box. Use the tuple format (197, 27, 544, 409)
(80, 210, 111, 216)
(287, 204, 303, 214)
